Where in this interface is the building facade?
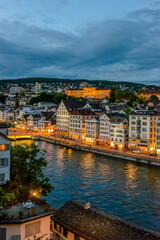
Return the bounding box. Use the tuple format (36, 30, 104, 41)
(99, 113, 110, 144)
(65, 87, 110, 100)
(155, 115, 160, 155)
(56, 100, 85, 137)
(69, 109, 96, 141)
(129, 111, 156, 153)
(85, 117, 99, 144)
(109, 114, 128, 150)
(0, 123, 10, 185)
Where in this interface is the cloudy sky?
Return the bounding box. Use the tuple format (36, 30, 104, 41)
(0, 0, 160, 84)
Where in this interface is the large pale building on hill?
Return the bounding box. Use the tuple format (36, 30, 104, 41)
(65, 87, 110, 100)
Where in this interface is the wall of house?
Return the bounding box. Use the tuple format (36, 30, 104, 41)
(1, 216, 50, 240)
(0, 136, 10, 184)
(52, 220, 85, 240)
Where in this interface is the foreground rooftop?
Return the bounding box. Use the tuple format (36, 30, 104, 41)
(52, 200, 160, 240)
(0, 202, 54, 224)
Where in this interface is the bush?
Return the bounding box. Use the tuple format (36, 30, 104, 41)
(1, 212, 8, 219)
(19, 210, 24, 219)
(44, 205, 49, 212)
(31, 206, 36, 215)
(10, 214, 15, 220)
(0, 187, 15, 208)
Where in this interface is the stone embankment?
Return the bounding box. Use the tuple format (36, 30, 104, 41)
(40, 136, 160, 168)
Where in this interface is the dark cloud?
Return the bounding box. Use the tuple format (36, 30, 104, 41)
(0, 8, 160, 84)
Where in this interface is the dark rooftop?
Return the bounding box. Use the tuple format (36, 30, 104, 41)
(63, 100, 86, 111)
(0, 122, 8, 128)
(130, 110, 157, 116)
(52, 200, 160, 240)
(107, 113, 128, 123)
(70, 109, 97, 116)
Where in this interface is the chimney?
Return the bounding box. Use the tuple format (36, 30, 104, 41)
(84, 200, 91, 210)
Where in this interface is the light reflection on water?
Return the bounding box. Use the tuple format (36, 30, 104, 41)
(13, 140, 160, 232)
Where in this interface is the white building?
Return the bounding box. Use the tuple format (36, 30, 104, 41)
(109, 114, 128, 150)
(99, 113, 128, 149)
(10, 87, 24, 95)
(0, 123, 10, 185)
(56, 100, 85, 137)
(99, 113, 110, 143)
(35, 82, 42, 91)
(129, 111, 156, 153)
(155, 115, 160, 155)
(69, 109, 96, 141)
(85, 117, 99, 144)
(0, 204, 53, 240)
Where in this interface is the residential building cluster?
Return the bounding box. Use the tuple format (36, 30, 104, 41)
(56, 99, 160, 155)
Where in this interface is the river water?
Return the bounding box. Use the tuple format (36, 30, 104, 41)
(14, 140, 160, 232)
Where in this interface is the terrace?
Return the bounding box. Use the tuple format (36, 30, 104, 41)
(0, 202, 54, 224)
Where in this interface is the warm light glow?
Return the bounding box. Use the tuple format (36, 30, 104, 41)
(110, 142, 114, 147)
(157, 149, 160, 154)
(86, 137, 94, 143)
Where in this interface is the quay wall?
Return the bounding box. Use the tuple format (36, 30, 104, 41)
(40, 137, 160, 168)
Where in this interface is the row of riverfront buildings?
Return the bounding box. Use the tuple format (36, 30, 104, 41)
(56, 100, 160, 154)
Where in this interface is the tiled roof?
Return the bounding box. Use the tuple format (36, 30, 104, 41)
(107, 113, 127, 123)
(52, 200, 159, 240)
(63, 100, 86, 111)
(130, 110, 157, 116)
(70, 109, 96, 116)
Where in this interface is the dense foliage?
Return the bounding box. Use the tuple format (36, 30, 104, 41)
(29, 92, 87, 104)
(10, 143, 53, 201)
(0, 94, 6, 103)
(108, 89, 138, 107)
(0, 187, 15, 208)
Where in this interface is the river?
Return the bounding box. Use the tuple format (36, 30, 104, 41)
(13, 140, 160, 232)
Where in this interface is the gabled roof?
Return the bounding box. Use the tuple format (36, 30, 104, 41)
(84, 102, 102, 109)
(52, 200, 159, 240)
(0, 122, 8, 129)
(63, 100, 86, 112)
(0, 132, 10, 141)
(107, 113, 128, 123)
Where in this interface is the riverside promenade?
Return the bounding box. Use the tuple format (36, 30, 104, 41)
(8, 131, 160, 167)
(40, 135, 160, 167)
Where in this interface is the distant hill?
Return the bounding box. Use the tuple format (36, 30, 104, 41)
(0, 77, 159, 91)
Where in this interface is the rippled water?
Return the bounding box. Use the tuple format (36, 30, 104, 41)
(14, 140, 160, 232)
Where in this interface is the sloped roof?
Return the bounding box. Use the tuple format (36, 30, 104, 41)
(0, 132, 10, 141)
(107, 113, 127, 123)
(52, 200, 159, 240)
(63, 100, 86, 111)
(85, 102, 102, 109)
(70, 109, 96, 116)
(0, 122, 8, 128)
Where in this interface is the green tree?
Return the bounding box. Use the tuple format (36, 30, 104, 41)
(124, 106, 134, 116)
(0, 94, 6, 103)
(150, 95, 159, 101)
(109, 89, 116, 103)
(0, 187, 15, 208)
(10, 143, 53, 198)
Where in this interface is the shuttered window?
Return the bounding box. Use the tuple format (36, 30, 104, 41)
(0, 228, 6, 240)
(0, 158, 8, 167)
(25, 221, 40, 237)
